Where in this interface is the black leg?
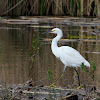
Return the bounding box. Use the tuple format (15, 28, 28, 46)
(74, 68, 80, 86)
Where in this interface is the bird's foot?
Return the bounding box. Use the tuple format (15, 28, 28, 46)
(48, 83, 56, 87)
(77, 86, 84, 90)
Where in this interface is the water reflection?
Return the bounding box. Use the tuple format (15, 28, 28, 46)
(0, 19, 100, 88)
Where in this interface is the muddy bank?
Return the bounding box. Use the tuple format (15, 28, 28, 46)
(0, 80, 100, 100)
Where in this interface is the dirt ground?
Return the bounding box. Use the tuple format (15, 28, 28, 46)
(0, 80, 100, 100)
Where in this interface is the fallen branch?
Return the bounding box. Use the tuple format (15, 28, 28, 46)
(23, 90, 60, 95)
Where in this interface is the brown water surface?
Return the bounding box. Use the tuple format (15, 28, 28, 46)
(0, 17, 100, 88)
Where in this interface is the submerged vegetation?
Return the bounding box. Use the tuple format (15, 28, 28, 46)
(0, 0, 100, 16)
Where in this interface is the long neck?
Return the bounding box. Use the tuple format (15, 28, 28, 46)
(51, 32, 63, 49)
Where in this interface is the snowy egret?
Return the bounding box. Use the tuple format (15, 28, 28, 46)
(43, 28, 90, 87)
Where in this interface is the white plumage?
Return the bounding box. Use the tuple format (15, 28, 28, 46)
(50, 28, 90, 71)
(44, 28, 90, 87)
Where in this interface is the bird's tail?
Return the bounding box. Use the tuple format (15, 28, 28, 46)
(84, 61, 90, 67)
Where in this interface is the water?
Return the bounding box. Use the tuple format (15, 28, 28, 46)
(0, 17, 100, 88)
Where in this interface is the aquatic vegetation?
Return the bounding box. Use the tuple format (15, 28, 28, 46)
(0, 0, 100, 16)
(80, 61, 96, 90)
(47, 68, 53, 81)
(80, 63, 87, 72)
(29, 35, 41, 68)
(90, 61, 96, 80)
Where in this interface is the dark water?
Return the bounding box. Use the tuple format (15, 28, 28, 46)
(0, 17, 100, 88)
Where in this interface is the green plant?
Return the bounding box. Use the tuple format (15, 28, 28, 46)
(90, 61, 96, 80)
(80, 63, 87, 72)
(47, 68, 53, 81)
(29, 35, 41, 68)
(79, 63, 88, 88)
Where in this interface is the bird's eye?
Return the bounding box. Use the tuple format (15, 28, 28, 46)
(53, 30, 55, 32)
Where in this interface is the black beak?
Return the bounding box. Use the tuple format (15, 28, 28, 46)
(42, 30, 53, 34)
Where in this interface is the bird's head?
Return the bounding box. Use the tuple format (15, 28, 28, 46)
(43, 28, 63, 36)
(50, 28, 62, 34)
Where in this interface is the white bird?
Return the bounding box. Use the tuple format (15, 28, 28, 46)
(44, 28, 90, 87)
